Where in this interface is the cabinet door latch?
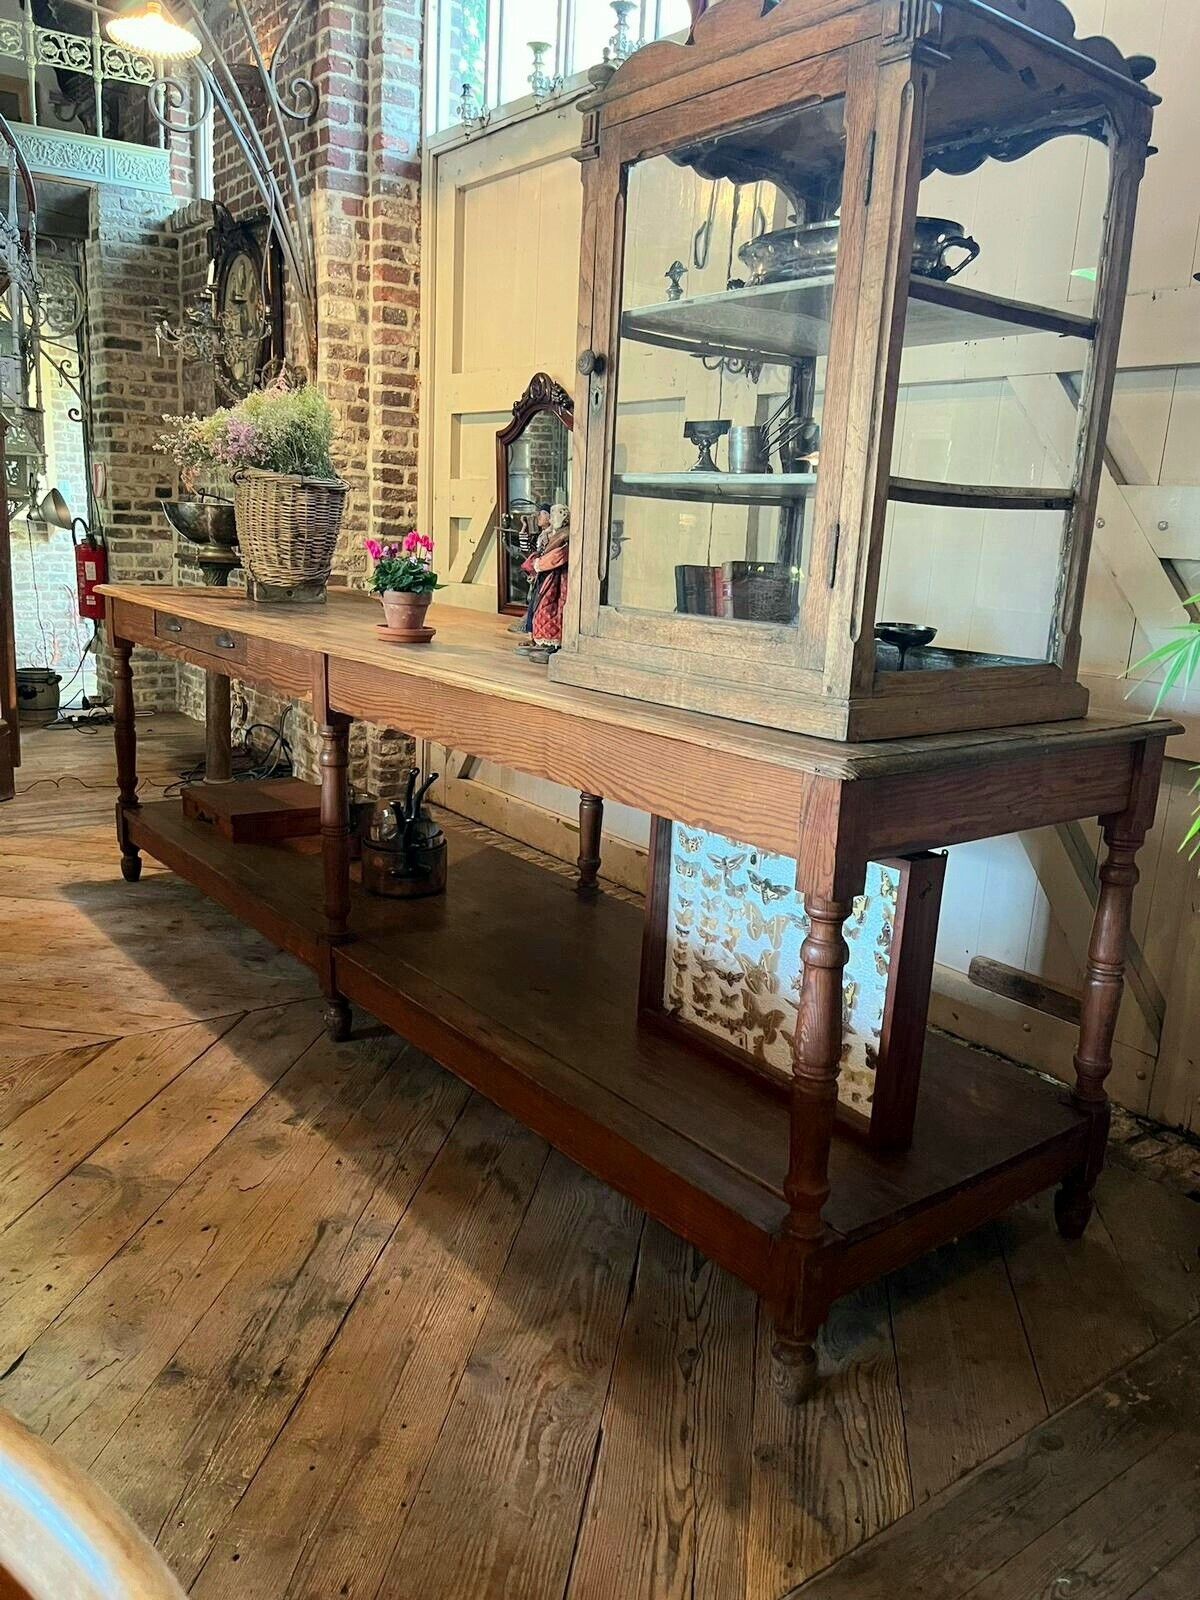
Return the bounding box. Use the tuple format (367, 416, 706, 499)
(826, 524, 842, 588)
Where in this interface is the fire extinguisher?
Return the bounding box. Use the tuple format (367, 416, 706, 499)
(73, 524, 108, 621)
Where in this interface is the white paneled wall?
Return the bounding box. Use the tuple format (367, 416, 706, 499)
(420, 0, 1200, 1132)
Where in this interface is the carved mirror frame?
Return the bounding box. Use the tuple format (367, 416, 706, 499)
(495, 372, 573, 615)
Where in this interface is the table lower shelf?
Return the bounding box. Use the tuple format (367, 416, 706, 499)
(124, 800, 1090, 1301)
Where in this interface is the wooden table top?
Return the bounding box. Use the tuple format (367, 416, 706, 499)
(103, 584, 1179, 782)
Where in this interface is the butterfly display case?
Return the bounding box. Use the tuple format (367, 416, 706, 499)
(640, 820, 946, 1147)
(549, 0, 1158, 740)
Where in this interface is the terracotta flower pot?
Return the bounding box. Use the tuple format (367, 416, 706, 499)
(379, 589, 435, 642)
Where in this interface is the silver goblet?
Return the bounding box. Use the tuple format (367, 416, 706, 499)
(684, 419, 730, 473)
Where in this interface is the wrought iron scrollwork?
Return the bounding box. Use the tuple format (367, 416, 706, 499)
(35, 260, 85, 342)
(268, 6, 319, 123)
(147, 69, 212, 136)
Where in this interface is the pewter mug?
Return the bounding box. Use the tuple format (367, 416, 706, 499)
(727, 425, 771, 474)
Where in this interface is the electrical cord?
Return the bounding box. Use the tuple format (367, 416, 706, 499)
(162, 705, 295, 797)
(50, 619, 99, 707)
(16, 706, 293, 798)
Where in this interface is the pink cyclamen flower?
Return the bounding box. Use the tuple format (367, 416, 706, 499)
(364, 538, 383, 562)
(402, 530, 421, 554)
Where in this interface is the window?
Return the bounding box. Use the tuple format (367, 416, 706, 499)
(429, 0, 693, 135)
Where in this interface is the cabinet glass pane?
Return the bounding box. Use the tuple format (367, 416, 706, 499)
(603, 97, 845, 630)
(874, 117, 1112, 671)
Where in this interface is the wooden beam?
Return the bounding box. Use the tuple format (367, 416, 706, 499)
(1009, 373, 1188, 653)
(1016, 822, 1162, 1052)
(968, 955, 1081, 1026)
(1121, 485, 1200, 562)
(446, 499, 498, 586)
(928, 963, 1153, 1114)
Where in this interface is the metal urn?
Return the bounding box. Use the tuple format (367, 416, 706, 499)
(359, 769, 447, 898)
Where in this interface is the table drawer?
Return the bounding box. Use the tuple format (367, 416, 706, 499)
(155, 612, 247, 664)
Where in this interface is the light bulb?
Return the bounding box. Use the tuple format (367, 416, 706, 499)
(106, 1, 203, 63)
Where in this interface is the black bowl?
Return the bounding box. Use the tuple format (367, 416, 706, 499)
(875, 621, 937, 662)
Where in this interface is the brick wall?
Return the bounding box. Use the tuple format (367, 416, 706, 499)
(87, 185, 182, 708)
(163, 0, 424, 797)
(9, 345, 97, 701)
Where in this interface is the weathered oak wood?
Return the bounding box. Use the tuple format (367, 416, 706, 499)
(788, 1317, 1200, 1600)
(111, 632, 141, 883)
(89, 1048, 466, 1588)
(554, 0, 1157, 738)
(98, 584, 1175, 1396)
(4, 718, 1194, 1593)
(377, 1155, 642, 1600)
(576, 790, 603, 895)
(0, 1005, 324, 1370)
(188, 1095, 547, 1600)
(565, 1222, 756, 1600)
(888, 1226, 1046, 1504)
(203, 671, 232, 783)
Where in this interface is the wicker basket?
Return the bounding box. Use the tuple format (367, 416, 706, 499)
(232, 467, 348, 596)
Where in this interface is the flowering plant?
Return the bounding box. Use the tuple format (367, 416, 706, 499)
(366, 531, 442, 596)
(161, 381, 337, 486)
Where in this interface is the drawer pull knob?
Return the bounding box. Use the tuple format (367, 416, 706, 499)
(164, 619, 182, 633)
(215, 633, 237, 650)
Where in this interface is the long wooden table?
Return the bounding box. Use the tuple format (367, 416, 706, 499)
(101, 584, 1179, 1399)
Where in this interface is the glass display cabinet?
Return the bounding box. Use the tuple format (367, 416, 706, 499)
(550, 0, 1158, 740)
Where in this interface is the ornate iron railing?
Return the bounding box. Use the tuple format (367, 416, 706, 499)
(0, 2, 163, 141)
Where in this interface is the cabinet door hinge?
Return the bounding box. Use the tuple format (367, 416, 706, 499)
(863, 130, 877, 206)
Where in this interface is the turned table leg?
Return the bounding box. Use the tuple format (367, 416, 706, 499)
(112, 635, 141, 883)
(577, 792, 603, 896)
(773, 893, 853, 1401)
(204, 670, 233, 783)
(1056, 819, 1147, 1238)
(318, 712, 353, 1042)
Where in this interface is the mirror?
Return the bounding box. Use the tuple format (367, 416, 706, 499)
(495, 372, 572, 614)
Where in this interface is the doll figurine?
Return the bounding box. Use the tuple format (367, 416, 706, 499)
(519, 502, 569, 664)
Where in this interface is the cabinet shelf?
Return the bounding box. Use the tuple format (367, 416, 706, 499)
(621, 275, 1096, 369)
(614, 471, 818, 507)
(889, 478, 1074, 511)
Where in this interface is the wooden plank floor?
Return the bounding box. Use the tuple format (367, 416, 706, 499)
(1, 715, 1198, 1600)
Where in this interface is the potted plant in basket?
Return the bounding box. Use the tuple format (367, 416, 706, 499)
(367, 531, 443, 643)
(161, 382, 347, 604)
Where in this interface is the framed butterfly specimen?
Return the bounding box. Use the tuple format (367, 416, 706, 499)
(639, 816, 947, 1149)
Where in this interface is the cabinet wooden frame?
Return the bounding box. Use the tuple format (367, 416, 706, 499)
(549, 0, 1158, 742)
(638, 816, 947, 1148)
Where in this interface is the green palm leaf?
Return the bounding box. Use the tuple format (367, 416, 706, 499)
(1127, 597, 1200, 712)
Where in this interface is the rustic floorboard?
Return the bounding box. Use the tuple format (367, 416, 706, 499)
(788, 1319, 1200, 1600)
(565, 1221, 757, 1600)
(889, 1223, 1047, 1503)
(747, 1284, 911, 1597)
(188, 1094, 548, 1600)
(1096, 1162, 1200, 1338)
(1001, 1192, 1160, 1411)
(0, 718, 1196, 1600)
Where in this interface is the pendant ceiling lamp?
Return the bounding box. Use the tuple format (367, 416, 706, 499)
(106, 1, 203, 65)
